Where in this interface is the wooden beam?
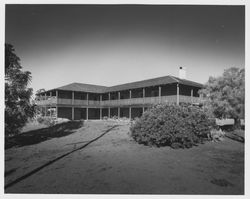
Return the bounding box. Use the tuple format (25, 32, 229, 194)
(72, 107, 74, 120)
(177, 83, 179, 105)
(100, 108, 102, 120)
(118, 107, 120, 118)
(72, 91, 74, 105)
(159, 86, 161, 103)
(56, 106, 58, 119)
(191, 89, 193, 104)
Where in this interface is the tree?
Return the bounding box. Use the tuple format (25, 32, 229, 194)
(5, 43, 35, 136)
(199, 67, 245, 127)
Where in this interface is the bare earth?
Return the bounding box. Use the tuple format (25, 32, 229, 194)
(5, 120, 244, 194)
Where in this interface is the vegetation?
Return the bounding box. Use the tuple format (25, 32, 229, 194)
(199, 67, 244, 128)
(131, 104, 215, 148)
(5, 44, 35, 136)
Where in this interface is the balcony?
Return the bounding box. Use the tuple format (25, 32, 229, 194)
(36, 95, 201, 107)
(36, 96, 57, 106)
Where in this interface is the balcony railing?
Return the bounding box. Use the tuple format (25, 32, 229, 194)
(36, 96, 57, 105)
(36, 95, 201, 107)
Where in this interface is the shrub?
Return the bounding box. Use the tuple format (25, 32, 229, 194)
(130, 104, 215, 148)
(37, 116, 56, 127)
(210, 128, 225, 142)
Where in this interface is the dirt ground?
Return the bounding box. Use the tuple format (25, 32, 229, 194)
(5, 120, 244, 194)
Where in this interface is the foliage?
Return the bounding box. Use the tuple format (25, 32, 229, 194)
(5, 44, 35, 136)
(37, 116, 57, 127)
(130, 104, 215, 148)
(199, 67, 244, 127)
(210, 128, 225, 142)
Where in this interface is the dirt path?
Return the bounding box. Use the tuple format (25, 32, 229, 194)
(5, 120, 244, 194)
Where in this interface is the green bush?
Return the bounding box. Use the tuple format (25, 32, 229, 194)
(130, 104, 215, 148)
(37, 116, 56, 127)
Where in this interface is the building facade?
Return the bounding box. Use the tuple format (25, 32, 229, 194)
(36, 75, 203, 120)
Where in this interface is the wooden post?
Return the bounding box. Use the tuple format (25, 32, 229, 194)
(45, 106, 47, 116)
(159, 86, 161, 103)
(143, 107, 145, 113)
(129, 90, 132, 105)
(191, 89, 193, 104)
(108, 107, 111, 118)
(118, 92, 120, 118)
(129, 107, 132, 120)
(56, 106, 58, 119)
(55, 90, 58, 104)
(86, 108, 89, 120)
(72, 91, 74, 105)
(143, 88, 145, 104)
(100, 108, 102, 120)
(72, 107, 74, 120)
(50, 107, 52, 117)
(177, 83, 179, 105)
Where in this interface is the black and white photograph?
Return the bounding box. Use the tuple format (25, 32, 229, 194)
(2, 1, 247, 197)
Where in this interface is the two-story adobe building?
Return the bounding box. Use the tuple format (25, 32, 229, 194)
(36, 74, 203, 120)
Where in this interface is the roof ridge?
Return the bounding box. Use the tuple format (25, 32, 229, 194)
(169, 75, 180, 83)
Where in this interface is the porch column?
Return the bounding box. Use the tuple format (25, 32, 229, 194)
(143, 107, 145, 113)
(129, 107, 132, 120)
(129, 90, 132, 105)
(159, 86, 161, 103)
(72, 91, 74, 105)
(44, 106, 47, 116)
(118, 92, 120, 118)
(177, 83, 180, 105)
(56, 90, 58, 103)
(72, 107, 74, 120)
(50, 107, 52, 117)
(108, 93, 111, 118)
(118, 107, 120, 118)
(86, 93, 89, 120)
(143, 88, 145, 104)
(56, 106, 58, 119)
(100, 94, 102, 120)
(100, 108, 102, 120)
(191, 89, 193, 104)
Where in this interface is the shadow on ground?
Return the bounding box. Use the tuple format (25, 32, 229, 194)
(5, 121, 84, 149)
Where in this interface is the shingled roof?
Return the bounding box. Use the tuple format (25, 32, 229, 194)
(53, 83, 107, 93)
(44, 75, 203, 94)
(105, 75, 203, 92)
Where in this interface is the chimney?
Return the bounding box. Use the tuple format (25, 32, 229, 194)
(179, 67, 186, 79)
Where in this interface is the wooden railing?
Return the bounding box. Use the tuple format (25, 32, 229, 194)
(36, 95, 201, 106)
(36, 96, 57, 105)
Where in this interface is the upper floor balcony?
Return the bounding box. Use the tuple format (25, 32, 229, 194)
(36, 83, 203, 107)
(36, 95, 202, 107)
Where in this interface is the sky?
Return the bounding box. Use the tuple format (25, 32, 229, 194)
(5, 4, 245, 93)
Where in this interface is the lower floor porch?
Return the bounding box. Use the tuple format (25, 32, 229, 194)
(39, 106, 150, 120)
